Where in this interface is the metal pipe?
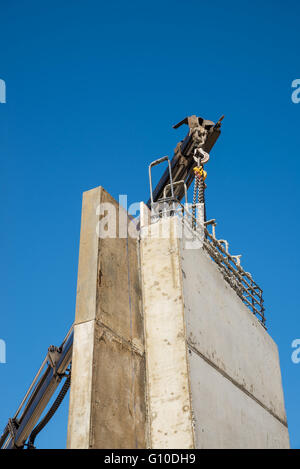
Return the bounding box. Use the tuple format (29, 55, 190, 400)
(13, 356, 48, 420)
(149, 156, 173, 205)
(163, 180, 188, 205)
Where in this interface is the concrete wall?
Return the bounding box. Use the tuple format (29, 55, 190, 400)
(68, 189, 289, 449)
(67, 187, 146, 449)
(139, 216, 289, 448)
(180, 242, 290, 448)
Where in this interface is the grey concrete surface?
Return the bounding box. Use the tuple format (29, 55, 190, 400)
(140, 218, 194, 449)
(188, 349, 290, 448)
(180, 239, 290, 448)
(67, 187, 146, 448)
(68, 189, 289, 449)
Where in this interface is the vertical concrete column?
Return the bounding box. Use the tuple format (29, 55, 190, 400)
(140, 217, 195, 449)
(67, 187, 146, 449)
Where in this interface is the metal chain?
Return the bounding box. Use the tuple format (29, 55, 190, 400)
(192, 177, 198, 229)
(192, 165, 206, 228)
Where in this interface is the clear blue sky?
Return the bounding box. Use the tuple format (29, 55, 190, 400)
(0, 0, 299, 449)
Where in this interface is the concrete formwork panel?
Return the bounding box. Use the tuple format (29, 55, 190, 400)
(67, 320, 94, 448)
(188, 350, 290, 449)
(90, 322, 146, 449)
(67, 187, 146, 448)
(140, 219, 195, 449)
(180, 242, 289, 448)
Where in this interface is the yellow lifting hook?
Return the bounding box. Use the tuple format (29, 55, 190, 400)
(193, 166, 207, 181)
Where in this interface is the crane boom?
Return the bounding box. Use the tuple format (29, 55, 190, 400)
(0, 327, 73, 449)
(147, 114, 223, 206)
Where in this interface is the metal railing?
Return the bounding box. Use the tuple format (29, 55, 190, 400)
(202, 220, 265, 327)
(148, 196, 266, 327)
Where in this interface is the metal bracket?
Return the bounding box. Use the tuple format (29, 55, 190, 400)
(163, 180, 188, 206)
(7, 418, 20, 449)
(47, 346, 62, 380)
